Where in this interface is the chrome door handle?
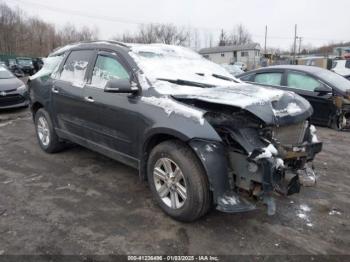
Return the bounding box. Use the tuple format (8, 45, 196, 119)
(52, 87, 59, 93)
(84, 96, 94, 103)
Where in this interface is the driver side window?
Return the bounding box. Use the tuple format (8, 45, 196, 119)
(91, 55, 130, 89)
(287, 72, 320, 92)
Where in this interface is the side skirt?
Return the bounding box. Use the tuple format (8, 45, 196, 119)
(56, 128, 140, 169)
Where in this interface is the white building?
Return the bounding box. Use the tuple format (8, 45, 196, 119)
(199, 43, 261, 70)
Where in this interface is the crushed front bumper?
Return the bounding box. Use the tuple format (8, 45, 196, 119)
(190, 124, 323, 216)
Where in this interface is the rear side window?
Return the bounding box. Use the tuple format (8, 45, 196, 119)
(60, 50, 93, 87)
(254, 72, 282, 86)
(287, 72, 320, 91)
(91, 55, 130, 88)
(240, 74, 253, 81)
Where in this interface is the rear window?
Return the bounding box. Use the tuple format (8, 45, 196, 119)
(316, 69, 350, 92)
(60, 50, 93, 87)
(255, 72, 282, 86)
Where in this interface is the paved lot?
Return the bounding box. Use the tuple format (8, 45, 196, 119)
(0, 107, 349, 256)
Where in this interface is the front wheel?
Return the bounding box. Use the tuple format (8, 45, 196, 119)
(147, 140, 211, 222)
(34, 108, 65, 153)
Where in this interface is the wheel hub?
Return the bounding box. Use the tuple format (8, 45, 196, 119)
(153, 157, 187, 209)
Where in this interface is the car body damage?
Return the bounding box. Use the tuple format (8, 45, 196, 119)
(167, 88, 322, 215)
(29, 41, 323, 218)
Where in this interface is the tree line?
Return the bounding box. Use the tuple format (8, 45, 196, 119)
(0, 2, 98, 57)
(0, 1, 256, 58)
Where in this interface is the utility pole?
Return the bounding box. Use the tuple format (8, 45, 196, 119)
(264, 25, 267, 54)
(298, 36, 302, 55)
(293, 24, 297, 63)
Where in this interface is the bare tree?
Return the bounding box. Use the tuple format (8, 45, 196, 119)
(114, 23, 190, 46)
(217, 24, 252, 46)
(0, 2, 98, 57)
(228, 24, 252, 45)
(218, 29, 227, 46)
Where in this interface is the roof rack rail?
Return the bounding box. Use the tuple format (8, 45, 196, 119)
(79, 40, 130, 48)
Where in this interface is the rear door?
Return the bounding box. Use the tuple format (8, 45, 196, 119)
(283, 70, 333, 125)
(51, 49, 95, 136)
(81, 50, 140, 161)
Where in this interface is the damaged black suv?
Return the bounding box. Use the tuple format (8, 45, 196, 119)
(29, 41, 322, 221)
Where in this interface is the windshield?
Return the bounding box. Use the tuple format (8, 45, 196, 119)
(129, 44, 239, 88)
(17, 59, 33, 66)
(316, 69, 350, 92)
(30, 56, 63, 80)
(0, 66, 14, 79)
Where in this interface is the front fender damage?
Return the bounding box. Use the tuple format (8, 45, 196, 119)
(190, 110, 322, 216)
(189, 139, 256, 213)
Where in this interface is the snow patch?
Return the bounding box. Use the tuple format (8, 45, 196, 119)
(253, 143, 278, 160)
(273, 102, 302, 117)
(141, 96, 204, 125)
(329, 209, 341, 216)
(219, 195, 239, 205)
(310, 125, 319, 143)
(300, 204, 311, 212)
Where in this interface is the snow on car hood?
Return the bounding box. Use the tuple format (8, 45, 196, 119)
(129, 43, 242, 87)
(130, 44, 312, 126)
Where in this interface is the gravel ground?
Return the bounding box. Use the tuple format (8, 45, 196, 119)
(0, 107, 349, 258)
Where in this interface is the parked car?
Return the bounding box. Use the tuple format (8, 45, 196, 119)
(221, 64, 244, 76)
(0, 65, 28, 109)
(16, 57, 35, 75)
(0, 61, 7, 67)
(237, 65, 350, 130)
(234, 62, 247, 71)
(331, 59, 350, 77)
(29, 41, 322, 221)
(6, 59, 25, 78)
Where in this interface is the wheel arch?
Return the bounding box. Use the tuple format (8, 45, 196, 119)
(139, 128, 190, 181)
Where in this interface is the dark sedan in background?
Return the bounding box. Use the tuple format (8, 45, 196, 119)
(237, 65, 350, 130)
(0, 66, 28, 109)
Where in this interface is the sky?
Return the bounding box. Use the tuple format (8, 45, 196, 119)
(4, 0, 350, 50)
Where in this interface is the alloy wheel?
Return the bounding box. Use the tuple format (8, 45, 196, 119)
(153, 158, 187, 209)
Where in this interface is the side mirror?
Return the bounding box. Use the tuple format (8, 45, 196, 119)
(314, 85, 331, 94)
(104, 78, 138, 94)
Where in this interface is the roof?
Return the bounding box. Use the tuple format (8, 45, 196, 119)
(50, 40, 130, 56)
(266, 65, 325, 72)
(199, 43, 261, 54)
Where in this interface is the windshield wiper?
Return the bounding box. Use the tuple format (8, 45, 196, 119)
(212, 74, 239, 83)
(157, 78, 215, 88)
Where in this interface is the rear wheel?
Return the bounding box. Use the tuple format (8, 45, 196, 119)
(331, 114, 347, 131)
(34, 108, 65, 153)
(147, 140, 211, 221)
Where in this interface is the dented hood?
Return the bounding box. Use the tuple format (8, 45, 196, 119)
(169, 84, 313, 126)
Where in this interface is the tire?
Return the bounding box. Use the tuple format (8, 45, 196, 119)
(147, 140, 211, 222)
(34, 108, 64, 153)
(331, 114, 346, 131)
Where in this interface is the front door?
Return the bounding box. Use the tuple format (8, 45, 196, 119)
(82, 51, 140, 159)
(284, 71, 333, 125)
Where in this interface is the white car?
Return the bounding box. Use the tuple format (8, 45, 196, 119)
(331, 60, 350, 79)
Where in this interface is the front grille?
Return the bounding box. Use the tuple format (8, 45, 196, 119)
(0, 94, 25, 107)
(273, 121, 308, 146)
